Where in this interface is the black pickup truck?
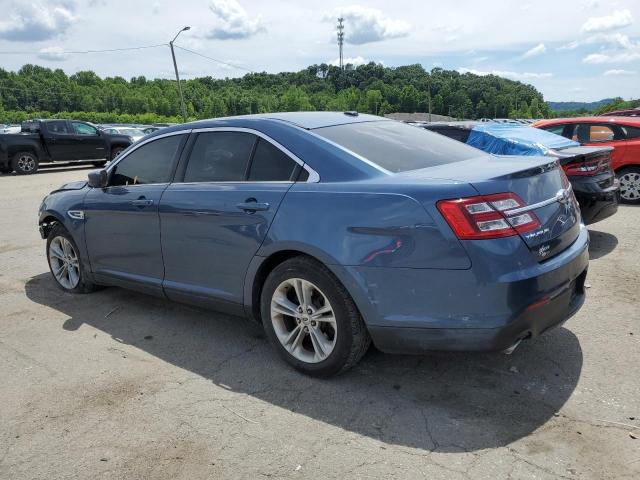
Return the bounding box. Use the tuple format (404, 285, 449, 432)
(0, 119, 133, 175)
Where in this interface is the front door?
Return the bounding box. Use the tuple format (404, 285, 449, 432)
(70, 121, 107, 160)
(160, 131, 303, 312)
(83, 133, 186, 295)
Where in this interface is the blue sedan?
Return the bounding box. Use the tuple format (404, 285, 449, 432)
(38, 112, 589, 376)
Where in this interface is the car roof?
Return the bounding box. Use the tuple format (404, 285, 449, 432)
(176, 112, 388, 131)
(535, 116, 640, 126)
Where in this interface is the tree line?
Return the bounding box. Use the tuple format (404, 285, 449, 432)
(0, 62, 553, 124)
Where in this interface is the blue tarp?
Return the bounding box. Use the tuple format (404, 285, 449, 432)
(466, 123, 579, 156)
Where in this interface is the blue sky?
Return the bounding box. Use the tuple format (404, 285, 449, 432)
(0, 0, 638, 102)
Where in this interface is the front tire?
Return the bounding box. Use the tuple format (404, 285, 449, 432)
(261, 256, 371, 377)
(617, 166, 640, 204)
(46, 224, 96, 293)
(11, 151, 39, 175)
(110, 147, 125, 160)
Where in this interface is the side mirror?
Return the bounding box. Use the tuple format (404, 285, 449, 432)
(87, 169, 109, 188)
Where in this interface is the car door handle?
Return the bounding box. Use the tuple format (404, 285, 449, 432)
(236, 200, 270, 212)
(131, 198, 154, 207)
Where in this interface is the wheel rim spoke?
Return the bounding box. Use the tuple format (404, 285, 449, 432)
(49, 236, 80, 289)
(271, 277, 337, 364)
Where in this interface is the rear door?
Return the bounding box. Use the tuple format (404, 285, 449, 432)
(160, 129, 303, 311)
(41, 120, 76, 160)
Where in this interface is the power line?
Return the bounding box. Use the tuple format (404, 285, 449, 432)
(173, 45, 255, 73)
(0, 44, 167, 55)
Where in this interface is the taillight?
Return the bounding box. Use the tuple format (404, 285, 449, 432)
(437, 193, 541, 240)
(562, 157, 605, 176)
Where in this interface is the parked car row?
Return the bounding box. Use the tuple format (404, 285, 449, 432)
(38, 112, 589, 376)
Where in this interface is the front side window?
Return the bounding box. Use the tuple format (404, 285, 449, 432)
(248, 138, 298, 181)
(48, 120, 70, 134)
(184, 132, 256, 182)
(72, 122, 97, 136)
(314, 120, 480, 173)
(110, 135, 182, 186)
(622, 125, 640, 139)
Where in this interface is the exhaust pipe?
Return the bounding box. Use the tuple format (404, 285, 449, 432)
(502, 338, 523, 355)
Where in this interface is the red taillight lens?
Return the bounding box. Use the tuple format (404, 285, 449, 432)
(437, 193, 541, 240)
(562, 158, 605, 176)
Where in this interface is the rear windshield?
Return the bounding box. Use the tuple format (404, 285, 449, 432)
(314, 120, 482, 173)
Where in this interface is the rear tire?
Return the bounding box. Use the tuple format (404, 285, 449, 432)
(261, 256, 371, 377)
(617, 166, 640, 204)
(46, 224, 97, 294)
(11, 151, 39, 175)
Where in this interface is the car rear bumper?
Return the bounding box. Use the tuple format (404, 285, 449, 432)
(335, 225, 589, 354)
(571, 175, 619, 225)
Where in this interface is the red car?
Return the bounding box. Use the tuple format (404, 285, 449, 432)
(534, 117, 640, 204)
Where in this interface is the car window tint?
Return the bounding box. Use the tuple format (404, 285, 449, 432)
(110, 135, 182, 186)
(184, 132, 255, 182)
(542, 124, 566, 137)
(48, 121, 70, 134)
(248, 138, 298, 181)
(315, 121, 479, 173)
(72, 122, 97, 135)
(622, 125, 640, 139)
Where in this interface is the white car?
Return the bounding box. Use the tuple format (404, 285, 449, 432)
(101, 126, 146, 143)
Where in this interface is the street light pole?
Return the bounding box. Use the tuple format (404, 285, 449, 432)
(170, 26, 190, 123)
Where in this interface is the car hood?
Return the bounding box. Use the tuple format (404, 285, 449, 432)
(50, 180, 87, 194)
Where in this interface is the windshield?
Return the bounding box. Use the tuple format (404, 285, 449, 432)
(314, 120, 482, 173)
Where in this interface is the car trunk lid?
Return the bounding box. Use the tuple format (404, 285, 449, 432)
(402, 155, 581, 261)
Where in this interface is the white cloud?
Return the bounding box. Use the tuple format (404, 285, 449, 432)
(37, 46, 68, 62)
(206, 0, 265, 40)
(559, 32, 636, 51)
(458, 68, 552, 80)
(522, 43, 546, 58)
(603, 69, 637, 76)
(326, 6, 410, 45)
(582, 9, 633, 33)
(584, 50, 640, 63)
(0, 1, 77, 42)
(328, 56, 369, 67)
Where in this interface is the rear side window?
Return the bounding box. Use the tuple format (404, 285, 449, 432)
(184, 132, 255, 182)
(314, 121, 480, 173)
(248, 138, 298, 181)
(111, 135, 182, 186)
(48, 121, 70, 134)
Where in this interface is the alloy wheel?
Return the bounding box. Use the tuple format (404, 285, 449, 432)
(17, 155, 36, 172)
(49, 236, 80, 289)
(270, 278, 337, 363)
(619, 171, 640, 202)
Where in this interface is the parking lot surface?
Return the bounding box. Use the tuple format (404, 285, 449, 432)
(1, 167, 638, 479)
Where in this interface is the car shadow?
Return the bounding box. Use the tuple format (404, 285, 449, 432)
(25, 272, 582, 453)
(588, 229, 618, 260)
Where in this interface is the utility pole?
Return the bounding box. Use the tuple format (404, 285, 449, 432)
(170, 26, 190, 123)
(427, 80, 432, 122)
(337, 18, 344, 70)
